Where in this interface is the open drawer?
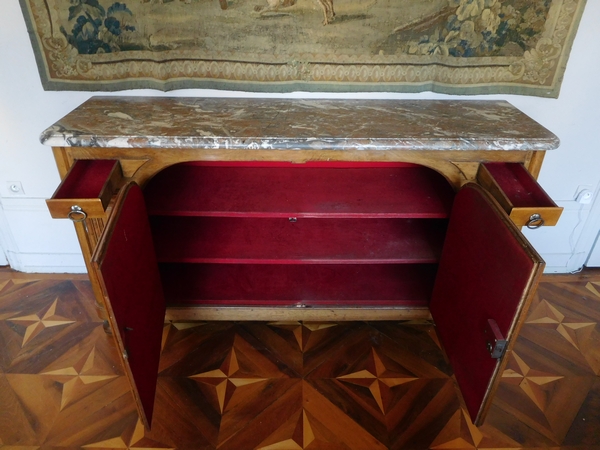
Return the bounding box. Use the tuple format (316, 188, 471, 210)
(477, 162, 563, 228)
(46, 160, 123, 220)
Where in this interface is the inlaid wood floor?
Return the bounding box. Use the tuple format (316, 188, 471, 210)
(1, 268, 600, 449)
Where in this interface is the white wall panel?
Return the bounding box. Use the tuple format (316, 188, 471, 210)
(0, 198, 85, 272)
(587, 237, 600, 267)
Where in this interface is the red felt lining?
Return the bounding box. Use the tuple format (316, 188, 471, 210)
(483, 162, 554, 207)
(95, 183, 165, 427)
(54, 160, 117, 199)
(150, 217, 447, 264)
(159, 263, 437, 306)
(430, 184, 538, 422)
(144, 163, 454, 218)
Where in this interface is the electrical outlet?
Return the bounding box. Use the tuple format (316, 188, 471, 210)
(576, 190, 593, 204)
(6, 181, 25, 196)
(574, 185, 593, 204)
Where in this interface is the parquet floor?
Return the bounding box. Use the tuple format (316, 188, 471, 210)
(1, 268, 600, 449)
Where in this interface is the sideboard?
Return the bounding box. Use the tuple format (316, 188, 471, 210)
(42, 97, 562, 429)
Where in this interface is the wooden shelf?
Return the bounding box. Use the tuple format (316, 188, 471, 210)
(144, 162, 455, 218)
(145, 162, 451, 309)
(150, 217, 447, 264)
(159, 263, 437, 307)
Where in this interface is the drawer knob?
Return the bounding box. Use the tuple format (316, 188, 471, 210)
(526, 213, 545, 229)
(67, 205, 88, 223)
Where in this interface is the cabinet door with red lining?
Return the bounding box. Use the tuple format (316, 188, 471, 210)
(92, 182, 166, 429)
(430, 183, 544, 425)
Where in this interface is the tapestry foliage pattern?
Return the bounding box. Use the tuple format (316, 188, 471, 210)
(19, 0, 586, 96)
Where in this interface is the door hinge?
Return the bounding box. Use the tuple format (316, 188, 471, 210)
(484, 319, 507, 359)
(123, 326, 133, 361)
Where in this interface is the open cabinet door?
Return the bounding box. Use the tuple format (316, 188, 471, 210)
(92, 182, 166, 429)
(430, 183, 544, 425)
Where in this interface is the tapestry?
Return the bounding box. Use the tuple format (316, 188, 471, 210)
(19, 0, 586, 97)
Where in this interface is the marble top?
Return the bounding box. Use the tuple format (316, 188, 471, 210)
(40, 97, 559, 152)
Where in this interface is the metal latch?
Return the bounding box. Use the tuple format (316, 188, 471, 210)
(123, 326, 133, 361)
(484, 319, 507, 359)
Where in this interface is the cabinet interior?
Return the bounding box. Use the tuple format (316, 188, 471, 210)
(142, 161, 455, 309)
(482, 162, 556, 207)
(53, 159, 118, 200)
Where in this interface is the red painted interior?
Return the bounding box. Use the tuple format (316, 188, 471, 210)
(484, 162, 554, 207)
(95, 183, 166, 427)
(143, 162, 455, 308)
(54, 159, 117, 199)
(430, 184, 537, 421)
(83, 160, 542, 424)
(144, 164, 454, 218)
(150, 216, 447, 264)
(159, 263, 436, 306)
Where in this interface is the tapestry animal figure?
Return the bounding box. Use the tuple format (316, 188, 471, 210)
(255, 0, 334, 25)
(316, 0, 334, 25)
(254, 0, 296, 15)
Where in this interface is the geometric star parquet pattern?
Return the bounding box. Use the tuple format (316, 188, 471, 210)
(1, 267, 600, 449)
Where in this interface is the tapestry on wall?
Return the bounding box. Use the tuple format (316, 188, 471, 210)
(19, 0, 586, 96)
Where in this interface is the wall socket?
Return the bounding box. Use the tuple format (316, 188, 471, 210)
(6, 181, 25, 196)
(574, 185, 593, 204)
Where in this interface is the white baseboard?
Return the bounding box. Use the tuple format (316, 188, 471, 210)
(5, 250, 86, 273)
(523, 254, 578, 274)
(0, 197, 84, 273)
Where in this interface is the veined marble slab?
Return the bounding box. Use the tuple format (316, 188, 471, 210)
(40, 97, 559, 152)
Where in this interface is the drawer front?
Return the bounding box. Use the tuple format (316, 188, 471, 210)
(506, 206, 563, 228)
(477, 162, 563, 227)
(46, 160, 123, 219)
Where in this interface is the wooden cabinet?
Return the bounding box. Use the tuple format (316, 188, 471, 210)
(43, 97, 562, 430)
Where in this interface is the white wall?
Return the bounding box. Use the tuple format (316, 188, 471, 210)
(0, 241, 7, 266)
(1, 0, 599, 273)
(588, 234, 600, 267)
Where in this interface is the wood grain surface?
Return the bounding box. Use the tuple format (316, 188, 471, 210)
(1, 267, 599, 449)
